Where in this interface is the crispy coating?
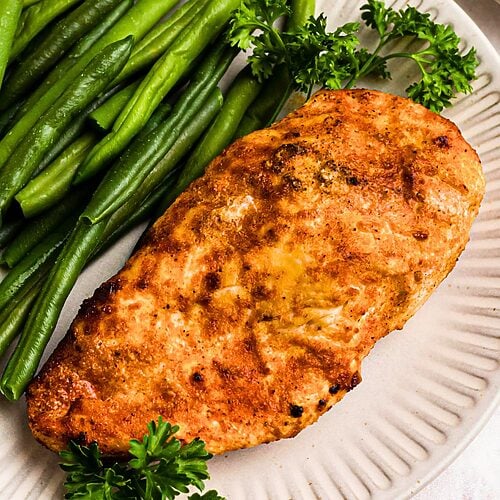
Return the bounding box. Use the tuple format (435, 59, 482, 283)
(26, 89, 484, 456)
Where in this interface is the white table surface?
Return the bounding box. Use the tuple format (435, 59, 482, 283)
(415, 1, 500, 499)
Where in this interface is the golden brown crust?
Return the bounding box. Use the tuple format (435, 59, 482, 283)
(26, 89, 484, 456)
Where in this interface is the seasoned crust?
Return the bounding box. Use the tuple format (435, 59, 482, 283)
(27, 89, 484, 456)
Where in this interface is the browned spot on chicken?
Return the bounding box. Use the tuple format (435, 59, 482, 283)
(434, 135, 450, 148)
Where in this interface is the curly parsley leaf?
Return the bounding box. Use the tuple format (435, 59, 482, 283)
(60, 417, 222, 500)
(228, 2, 365, 97)
(358, 0, 479, 112)
(60, 442, 128, 499)
(361, 0, 396, 37)
(229, 0, 477, 113)
(284, 17, 362, 94)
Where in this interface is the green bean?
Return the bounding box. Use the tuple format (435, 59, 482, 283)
(1, 0, 125, 108)
(32, 107, 95, 179)
(15, 133, 97, 218)
(0, 0, 176, 173)
(80, 45, 234, 222)
(0, 89, 222, 400)
(136, 103, 172, 140)
(89, 80, 175, 134)
(0, 0, 22, 89)
(11, 0, 133, 124)
(288, 0, 316, 32)
(0, 218, 74, 312)
(5, 188, 90, 267)
(0, 36, 133, 221)
(234, 65, 292, 137)
(9, 0, 82, 63)
(115, 0, 210, 85)
(0, 282, 40, 358)
(81, 0, 240, 177)
(168, 67, 262, 204)
(89, 81, 140, 131)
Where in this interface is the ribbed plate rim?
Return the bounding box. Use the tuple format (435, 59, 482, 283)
(0, 1, 499, 499)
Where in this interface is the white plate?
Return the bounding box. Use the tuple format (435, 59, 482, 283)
(1, 0, 499, 498)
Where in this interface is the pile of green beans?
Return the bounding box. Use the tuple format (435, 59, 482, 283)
(12, 0, 134, 124)
(78, 44, 236, 215)
(0, 36, 134, 221)
(1, 0, 125, 108)
(0, 0, 178, 172)
(0, 0, 315, 400)
(81, 0, 240, 176)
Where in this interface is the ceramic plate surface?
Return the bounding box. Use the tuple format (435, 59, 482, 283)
(0, 1, 499, 498)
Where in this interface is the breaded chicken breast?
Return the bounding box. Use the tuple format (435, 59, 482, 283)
(26, 89, 484, 456)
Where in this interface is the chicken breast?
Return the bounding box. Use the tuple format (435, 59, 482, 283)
(27, 89, 484, 456)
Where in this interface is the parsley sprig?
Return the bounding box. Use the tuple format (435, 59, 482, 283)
(355, 0, 479, 111)
(228, 0, 478, 112)
(229, 1, 362, 96)
(59, 417, 223, 500)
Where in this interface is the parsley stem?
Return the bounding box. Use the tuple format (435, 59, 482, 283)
(382, 52, 421, 60)
(344, 37, 388, 88)
(381, 52, 427, 77)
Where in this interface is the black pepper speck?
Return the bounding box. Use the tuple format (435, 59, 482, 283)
(290, 404, 304, 418)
